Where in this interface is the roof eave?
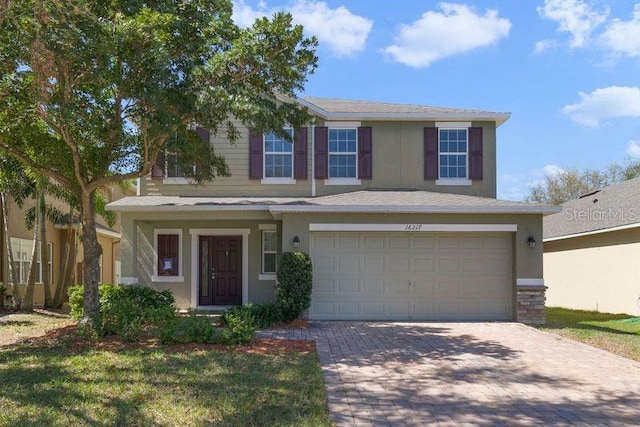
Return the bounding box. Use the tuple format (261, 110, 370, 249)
(269, 204, 559, 215)
(317, 112, 511, 126)
(543, 221, 640, 242)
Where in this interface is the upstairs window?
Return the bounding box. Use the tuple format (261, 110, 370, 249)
(328, 129, 357, 178)
(264, 129, 293, 178)
(439, 129, 468, 179)
(166, 152, 195, 178)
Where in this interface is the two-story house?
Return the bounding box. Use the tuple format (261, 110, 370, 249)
(108, 97, 558, 324)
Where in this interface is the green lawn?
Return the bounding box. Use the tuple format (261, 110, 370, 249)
(0, 310, 75, 346)
(0, 322, 331, 426)
(540, 307, 640, 362)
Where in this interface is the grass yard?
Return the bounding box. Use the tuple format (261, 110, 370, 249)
(540, 307, 640, 362)
(0, 310, 75, 346)
(0, 317, 331, 427)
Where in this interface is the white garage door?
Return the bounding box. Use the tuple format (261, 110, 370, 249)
(310, 232, 513, 321)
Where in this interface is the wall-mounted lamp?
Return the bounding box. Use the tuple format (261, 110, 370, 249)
(527, 236, 537, 249)
(292, 235, 300, 249)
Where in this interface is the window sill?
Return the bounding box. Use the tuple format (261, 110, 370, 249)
(259, 273, 277, 281)
(436, 179, 472, 186)
(261, 178, 296, 185)
(151, 275, 184, 283)
(163, 177, 193, 185)
(324, 178, 361, 186)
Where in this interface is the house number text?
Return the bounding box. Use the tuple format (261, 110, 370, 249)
(404, 224, 422, 230)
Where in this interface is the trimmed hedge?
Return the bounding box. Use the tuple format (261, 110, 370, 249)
(276, 251, 313, 322)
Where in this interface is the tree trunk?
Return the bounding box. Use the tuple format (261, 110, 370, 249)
(22, 212, 39, 312)
(80, 190, 102, 324)
(39, 192, 52, 307)
(53, 228, 77, 308)
(1, 192, 19, 308)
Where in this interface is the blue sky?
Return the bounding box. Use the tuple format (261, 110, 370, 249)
(233, 0, 640, 200)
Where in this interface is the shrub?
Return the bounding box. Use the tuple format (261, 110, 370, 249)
(156, 311, 217, 344)
(67, 285, 84, 320)
(250, 302, 285, 328)
(276, 251, 313, 322)
(220, 305, 256, 344)
(68, 284, 176, 341)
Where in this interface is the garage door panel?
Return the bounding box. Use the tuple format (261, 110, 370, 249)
(338, 256, 360, 272)
(362, 302, 384, 316)
(315, 279, 335, 293)
(389, 236, 410, 249)
(363, 236, 385, 248)
(337, 279, 359, 293)
(363, 257, 385, 273)
(337, 302, 359, 315)
(389, 258, 410, 272)
(413, 236, 434, 248)
(363, 278, 385, 293)
(310, 232, 512, 321)
(314, 256, 335, 271)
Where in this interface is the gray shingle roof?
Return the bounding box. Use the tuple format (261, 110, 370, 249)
(108, 190, 557, 214)
(300, 97, 511, 126)
(543, 177, 640, 239)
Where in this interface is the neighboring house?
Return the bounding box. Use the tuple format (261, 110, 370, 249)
(0, 188, 128, 306)
(108, 97, 558, 324)
(544, 177, 640, 316)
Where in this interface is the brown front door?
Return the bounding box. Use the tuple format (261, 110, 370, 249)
(198, 236, 242, 306)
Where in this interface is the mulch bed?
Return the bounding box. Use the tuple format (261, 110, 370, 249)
(37, 324, 315, 355)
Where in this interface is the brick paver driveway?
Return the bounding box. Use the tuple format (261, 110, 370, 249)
(259, 322, 640, 426)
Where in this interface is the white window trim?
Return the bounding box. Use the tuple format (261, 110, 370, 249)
(152, 228, 184, 282)
(163, 177, 193, 185)
(324, 178, 362, 186)
(189, 228, 250, 308)
(328, 127, 358, 181)
(438, 127, 469, 182)
(263, 129, 295, 182)
(324, 121, 361, 128)
(261, 177, 296, 185)
(436, 178, 472, 186)
(435, 121, 471, 128)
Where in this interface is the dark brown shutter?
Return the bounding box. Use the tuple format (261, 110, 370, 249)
(151, 151, 165, 179)
(294, 127, 308, 180)
(358, 126, 372, 180)
(195, 126, 210, 143)
(314, 126, 328, 179)
(468, 127, 483, 180)
(424, 127, 438, 180)
(248, 129, 263, 179)
(157, 234, 179, 276)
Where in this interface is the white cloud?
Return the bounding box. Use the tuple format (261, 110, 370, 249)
(601, 4, 640, 57)
(627, 140, 640, 157)
(542, 164, 566, 176)
(537, 0, 608, 48)
(532, 39, 558, 54)
(382, 3, 511, 68)
(562, 86, 640, 127)
(232, 0, 271, 27)
(232, 0, 373, 57)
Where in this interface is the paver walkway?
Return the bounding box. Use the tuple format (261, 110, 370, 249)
(258, 322, 640, 426)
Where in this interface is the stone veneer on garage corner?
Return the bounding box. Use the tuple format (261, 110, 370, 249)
(516, 285, 547, 325)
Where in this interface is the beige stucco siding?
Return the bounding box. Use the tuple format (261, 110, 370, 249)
(544, 228, 640, 315)
(120, 212, 279, 308)
(139, 120, 498, 199)
(315, 121, 497, 198)
(281, 212, 543, 280)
